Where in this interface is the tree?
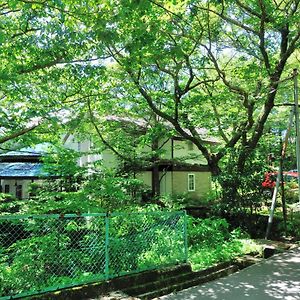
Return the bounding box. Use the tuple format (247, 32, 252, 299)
(81, 0, 299, 177)
(2, 1, 299, 204)
(0, 1, 98, 148)
(87, 101, 175, 198)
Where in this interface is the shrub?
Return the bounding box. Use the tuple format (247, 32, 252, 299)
(0, 194, 22, 214)
(188, 217, 231, 247)
(188, 217, 244, 270)
(0, 193, 16, 203)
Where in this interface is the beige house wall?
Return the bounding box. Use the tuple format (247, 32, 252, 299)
(172, 171, 211, 200)
(136, 171, 172, 194)
(159, 171, 172, 194)
(136, 171, 152, 187)
(136, 170, 211, 201)
(101, 149, 119, 169)
(62, 134, 213, 202)
(173, 140, 207, 164)
(64, 135, 209, 170)
(159, 139, 207, 164)
(159, 139, 172, 159)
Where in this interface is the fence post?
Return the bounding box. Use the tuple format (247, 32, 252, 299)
(104, 213, 110, 280)
(183, 210, 188, 263)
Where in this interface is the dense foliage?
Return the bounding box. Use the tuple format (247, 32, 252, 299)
(82, 0, 300, 178)
(1, 1, 299, 185)
(0, 210, 185, 297)
(0, 211, 249, 297)
(188, 217, 245, 270)
(0, 2, 299, 296)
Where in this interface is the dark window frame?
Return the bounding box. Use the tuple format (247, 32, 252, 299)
(4, 184, 10, 194)
(16, 185, 22, 199)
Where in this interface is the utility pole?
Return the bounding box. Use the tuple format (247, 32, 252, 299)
(293, 69, 300, 203)
(265, 109, 294, 239)
(266, 70, 299, 238)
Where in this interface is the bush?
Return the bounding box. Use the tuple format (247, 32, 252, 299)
(0, 193, 16, 203)
(159, 193, 187, 209)
(0, 194, 22, 214)
(188, 217, 244, 270)
(188, 217, 231, 247)
(284, 181, 299, 204)
(27, 182, 43, 198)
(216, 148, 269, 215)
(82, 173, 145, 210)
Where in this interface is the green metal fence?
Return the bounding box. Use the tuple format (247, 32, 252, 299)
(0, 211, 187, 299)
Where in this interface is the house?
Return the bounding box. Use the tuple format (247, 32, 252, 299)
(100, 136, 214, 202)
(0, 145, 49, 199)
(138, 138, 212, 201)
(98, 117, 218, 202)
(0, 119, 217, 202)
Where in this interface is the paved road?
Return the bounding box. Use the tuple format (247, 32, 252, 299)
(156, 247, 300, 300)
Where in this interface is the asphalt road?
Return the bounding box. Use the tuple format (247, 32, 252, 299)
(156, 247, 300, 300)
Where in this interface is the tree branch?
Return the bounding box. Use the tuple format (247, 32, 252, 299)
(86, 97, 129, 162)
(236, 1, 262, 19)
(210, 97, 229, 143)
(0, 124, 40, 144)
(204, 45, 249, 98)
(258, 0, 271, 72)
(196, 5, 260, 36)
(17, 57, 64, 74)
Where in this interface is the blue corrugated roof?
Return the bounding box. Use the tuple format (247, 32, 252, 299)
(0, 150, 41, 158)
(0, 143, 51, 158)
(0, 163, 48, 178)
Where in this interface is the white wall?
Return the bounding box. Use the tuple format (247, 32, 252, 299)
(0, 179, 43, 199)
(63, 135, 101, 167)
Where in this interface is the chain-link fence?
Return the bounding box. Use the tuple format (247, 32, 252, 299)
(0, 211, 187, 299)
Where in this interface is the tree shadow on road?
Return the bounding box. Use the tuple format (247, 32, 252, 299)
(158, 248, 300, 300)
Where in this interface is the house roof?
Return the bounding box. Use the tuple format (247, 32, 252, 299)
(0, 162, 49, 179)
(0, 144, 50, 162)
(104, 115, 219, 144)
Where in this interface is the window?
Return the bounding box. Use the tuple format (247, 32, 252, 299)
(4, 185, 9, 194)
(16, 185, 22, 199)
(188, 174, 195, 191)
